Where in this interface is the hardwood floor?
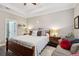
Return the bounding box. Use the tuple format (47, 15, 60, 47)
(0, 46, 6, 56)
(0, 45, 56, 56)
(0, 46, 16, 56)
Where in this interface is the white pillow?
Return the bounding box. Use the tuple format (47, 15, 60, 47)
(42, 30, 46, 36)
(32, 30, 37, 36)
(70, 43, 79, 53)
(53, 45, 71, 56)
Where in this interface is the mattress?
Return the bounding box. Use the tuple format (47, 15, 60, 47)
(9, 35, 49, 56)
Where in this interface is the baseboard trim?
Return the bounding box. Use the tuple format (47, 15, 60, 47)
(0, 43, 6, 47)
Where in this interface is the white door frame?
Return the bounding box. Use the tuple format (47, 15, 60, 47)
(5, 18, 17, 39)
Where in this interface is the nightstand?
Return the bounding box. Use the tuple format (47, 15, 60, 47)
(49, 37, 61, 44)
(48, 37, 61, 47)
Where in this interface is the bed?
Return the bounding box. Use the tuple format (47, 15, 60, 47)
(6, 35, 49, 56)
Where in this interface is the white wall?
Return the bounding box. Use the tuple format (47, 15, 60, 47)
(0, 9, 26, 45)
(74, 4, 79, 38)
(27, 9, 74, 37)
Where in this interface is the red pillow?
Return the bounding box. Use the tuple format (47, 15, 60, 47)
(60, 39, 71, 50)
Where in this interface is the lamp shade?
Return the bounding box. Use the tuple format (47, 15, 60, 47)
(50, 28, 59, 37)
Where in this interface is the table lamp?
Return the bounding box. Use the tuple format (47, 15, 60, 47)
(50, 28, 59, 37)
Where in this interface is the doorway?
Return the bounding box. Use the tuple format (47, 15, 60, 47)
(5, 20, 17, 39)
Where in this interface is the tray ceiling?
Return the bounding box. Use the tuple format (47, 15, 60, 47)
(0, 3, 76, 18)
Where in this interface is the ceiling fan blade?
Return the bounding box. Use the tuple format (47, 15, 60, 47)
(32, 3, 36, 5)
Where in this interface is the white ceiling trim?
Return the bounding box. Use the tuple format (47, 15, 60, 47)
(0, 3, 25, 14)
(0, 3, 77, 18)
(26, 8, 74, 18)
(0, 4, 26, 18)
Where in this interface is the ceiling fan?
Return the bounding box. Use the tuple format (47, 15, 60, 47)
(24, 3, 36, 6)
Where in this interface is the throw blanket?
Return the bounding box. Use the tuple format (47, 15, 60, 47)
(71, 39, 79, 44)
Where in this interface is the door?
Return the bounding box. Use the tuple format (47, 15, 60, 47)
(5, 20, 17, 39)
(8, 21, 17, 38)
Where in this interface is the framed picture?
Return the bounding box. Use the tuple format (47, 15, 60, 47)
(74, 16, 79, 29)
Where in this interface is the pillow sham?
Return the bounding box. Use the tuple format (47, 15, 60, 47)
(37, 31, 42, 36)
(32, 30, 38, 36)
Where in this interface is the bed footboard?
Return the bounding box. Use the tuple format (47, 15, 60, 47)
(6, 40, 35, 56)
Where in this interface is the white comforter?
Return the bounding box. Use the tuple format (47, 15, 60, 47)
(9, 35, 49, 56)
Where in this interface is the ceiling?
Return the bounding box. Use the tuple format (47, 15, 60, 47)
(0, 3, 76, 18)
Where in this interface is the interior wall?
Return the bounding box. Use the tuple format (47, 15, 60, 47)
(0, 9, 26, 45)
(74, 4, 79, 38)
(27, 9, 74, 38)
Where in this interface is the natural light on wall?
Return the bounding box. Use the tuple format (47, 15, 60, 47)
(50, 27, 59, 37)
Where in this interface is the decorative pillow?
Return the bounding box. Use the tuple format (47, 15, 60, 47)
(32, 30, 37, 36)
(37, 31, 42, 36)
(70, 43, 79, 54)
(41, 30, 46, 36)
(40, 30, 47, 36)
(46, 33, 49, 37)
(71, 52, 79, 56)
(71, 39, 79, 44)
(60, 39, 71, 50)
